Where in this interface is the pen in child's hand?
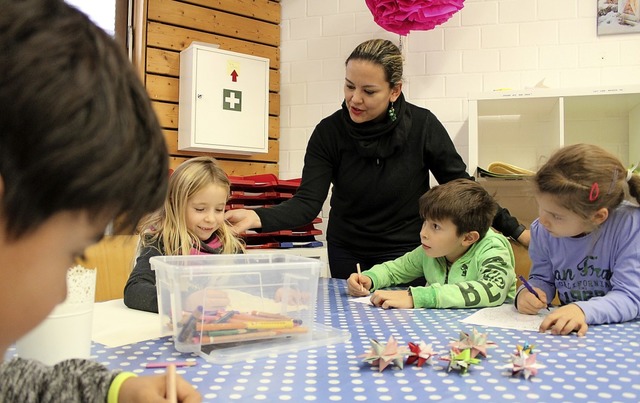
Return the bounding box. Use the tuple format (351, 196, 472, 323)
(518, 275, 550, 311)
(356, 263, 364, 292)
(166, 364, 177, 403)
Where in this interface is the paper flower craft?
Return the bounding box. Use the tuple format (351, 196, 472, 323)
(515, 342, 535, 356)
(440, 347, 480, 373)
(510, 350, 541, 380)
(406, 341, 438, 367)
(450, 328, 496, 358)
(365, 0, 465, 36)
(359, 336, 411, 372)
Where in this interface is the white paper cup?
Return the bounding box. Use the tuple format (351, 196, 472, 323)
(16, 266, 96, 365)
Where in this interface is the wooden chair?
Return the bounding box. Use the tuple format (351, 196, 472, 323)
(510, 239, 559, 305)
(510, 239, 531, 287)
(83, 235, 140, 301)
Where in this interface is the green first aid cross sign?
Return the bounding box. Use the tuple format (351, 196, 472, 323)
(223, 89, 242, 111)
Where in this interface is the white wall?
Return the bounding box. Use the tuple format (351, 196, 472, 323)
(278, 0, 640, 236)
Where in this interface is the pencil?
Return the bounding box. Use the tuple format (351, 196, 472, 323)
(166, 364, 177, 403)
(518, 275, 550, 311)
(356, 263, 364, 292)
(145, 361, 196, 369)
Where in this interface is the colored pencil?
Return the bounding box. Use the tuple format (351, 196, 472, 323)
(166, 364, 177, 403)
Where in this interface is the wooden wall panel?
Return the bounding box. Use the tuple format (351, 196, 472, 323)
(170, 157, 279, 176)
(163, 130, 279, 163)
(146, 22, 279, 69)
(148, 0, 279, 46)
(137, 0, 281, 176)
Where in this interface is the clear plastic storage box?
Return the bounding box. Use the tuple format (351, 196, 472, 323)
(151, 254, 349, 363)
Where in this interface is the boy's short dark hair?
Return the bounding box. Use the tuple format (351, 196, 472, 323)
(0, 0, 168, 240)
(419, 179, 498, 238)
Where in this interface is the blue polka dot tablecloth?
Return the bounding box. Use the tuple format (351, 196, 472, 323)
(92, 279, 640, 402)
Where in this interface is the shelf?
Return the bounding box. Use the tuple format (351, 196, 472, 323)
(469, 85, 640, 228)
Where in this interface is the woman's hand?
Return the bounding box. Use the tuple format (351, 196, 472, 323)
(369, 290, 414, 309)
(347, 273, 371, 296)
(224, 209, 261, 234)
(184, 289, 229, 312)
(539, 303, 588, 336)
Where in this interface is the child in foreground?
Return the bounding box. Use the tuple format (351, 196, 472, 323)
(124, 156, 244, 313)
(348, 179, 516, 309)
(516, 144, 640, 337)
(0, 0, 200, 401)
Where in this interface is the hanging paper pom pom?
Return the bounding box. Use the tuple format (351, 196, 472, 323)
(365, 0, 465, 36)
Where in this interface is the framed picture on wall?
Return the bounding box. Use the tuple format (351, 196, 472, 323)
(598, 0, 640, 35)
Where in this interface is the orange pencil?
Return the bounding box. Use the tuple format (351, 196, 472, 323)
(273, 326, 309, 335)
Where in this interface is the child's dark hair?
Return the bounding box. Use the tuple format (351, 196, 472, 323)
(419, 179, 498, 238)
(535, 144, 640, 219)
(0, 0, 168, 240)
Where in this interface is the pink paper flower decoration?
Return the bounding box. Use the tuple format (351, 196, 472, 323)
(365, 0, 465, 36)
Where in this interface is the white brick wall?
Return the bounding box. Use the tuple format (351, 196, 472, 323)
(279, 0, 640, 237)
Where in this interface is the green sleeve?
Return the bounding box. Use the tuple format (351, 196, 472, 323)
(363, 246, 426, 291)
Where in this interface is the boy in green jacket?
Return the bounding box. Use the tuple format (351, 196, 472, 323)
(348, 179, 516, 309)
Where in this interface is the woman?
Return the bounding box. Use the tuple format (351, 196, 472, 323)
(225, 39, 529, 279)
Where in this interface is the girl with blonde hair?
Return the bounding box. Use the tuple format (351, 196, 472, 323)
(124, 156, 244, 313)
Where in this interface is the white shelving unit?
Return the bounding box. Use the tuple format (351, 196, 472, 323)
(468, 85, 640, 174)
(468, 85, 640, 226)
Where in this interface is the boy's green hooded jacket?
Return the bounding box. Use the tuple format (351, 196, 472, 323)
(364, 230, 516, 308)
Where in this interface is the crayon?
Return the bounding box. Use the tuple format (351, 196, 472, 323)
(202, 329, 249, 337)
(273, 326, 309, 335)
(244, 320, 294, 330)
(214, 310, 236, 323)
(250, 311, 291, 320)
(177, 306, 203, 342)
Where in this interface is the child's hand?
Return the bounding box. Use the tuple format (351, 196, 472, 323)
(185, 289, 230, 312)
(516, 287, 549, 314)
(274, 287, 309, 305)
(347, 273, 371, 296)
(119, 372, 202, 402)
(369, 290, 414, 309)
(539, 303, 588, 337)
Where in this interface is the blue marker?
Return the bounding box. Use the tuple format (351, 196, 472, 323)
(518, 275, 550, 311)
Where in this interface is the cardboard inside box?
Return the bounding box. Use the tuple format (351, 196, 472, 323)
(477, 177, 538, 228)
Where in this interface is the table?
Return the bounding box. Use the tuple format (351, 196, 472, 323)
(91, 278, 640, 402)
